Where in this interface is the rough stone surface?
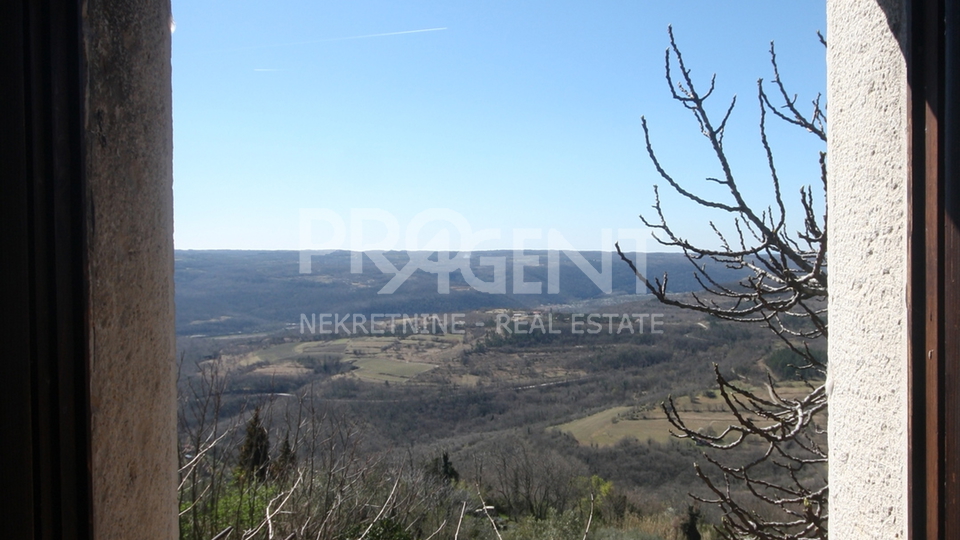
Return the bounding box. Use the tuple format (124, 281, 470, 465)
(84, 0, 177, 538)
(827, 0, 908, 537)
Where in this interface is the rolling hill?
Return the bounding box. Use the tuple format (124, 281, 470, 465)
(174, 250, 750, 336)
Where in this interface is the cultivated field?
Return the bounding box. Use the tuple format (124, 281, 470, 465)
(346, 357, 437, 383)
(213, 333, 466, 385)
(555, 381, 821, 446)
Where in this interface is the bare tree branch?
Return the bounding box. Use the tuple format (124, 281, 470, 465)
(623, 27, 829, 539)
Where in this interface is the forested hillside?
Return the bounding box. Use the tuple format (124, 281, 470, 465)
(175, 250, 749, 336)
(177, 287, 825, 539)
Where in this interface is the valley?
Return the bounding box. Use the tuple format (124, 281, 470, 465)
(175, 250, 826, 539)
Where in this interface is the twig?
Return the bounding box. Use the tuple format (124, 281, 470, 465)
(581, 493, 594, 540)
(454, 501, 467, 540)
(476, 484, 504, 540)
(356, 468, 403, 540)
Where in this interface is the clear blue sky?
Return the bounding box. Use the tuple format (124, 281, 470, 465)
(171, 1, 826, 252)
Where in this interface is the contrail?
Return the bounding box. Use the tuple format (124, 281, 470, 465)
(334, 27, 447, 41)
(215, 27, 447, 54)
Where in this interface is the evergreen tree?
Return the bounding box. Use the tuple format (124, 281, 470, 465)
(429, 451, 459, 484)
(679, 505, 701, 540)
(269, 433, 296, 482)
(237, 407, 270, 483)
(440, 451, 459, 483)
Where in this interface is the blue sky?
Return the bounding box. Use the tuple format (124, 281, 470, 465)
(172, 1, 826, 252)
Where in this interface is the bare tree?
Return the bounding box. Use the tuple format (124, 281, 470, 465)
(177, 364, 472, 540)
(616, 26, 828, 540)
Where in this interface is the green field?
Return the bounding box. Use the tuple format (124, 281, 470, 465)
(555, 405, 705, 445)
(400, 333, 463, 344)
(555, 383, 820, 446)
(347, 358, 437, 383)
(232, 334, 457, 384)
(239, 342, 304, 366)
(300, 338, 350, 355)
